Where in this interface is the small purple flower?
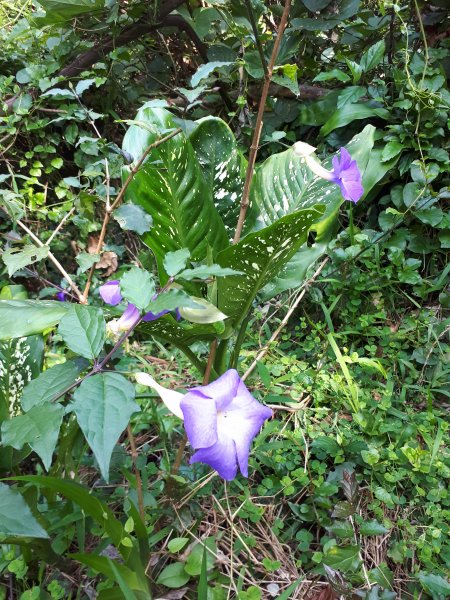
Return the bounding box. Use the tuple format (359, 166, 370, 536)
(292, 142, 363, 203)
(99, 280, 122, 305)
(135, 369, 273, 481)
(56, 291, 67, 301)
(330, 148, 364, 203)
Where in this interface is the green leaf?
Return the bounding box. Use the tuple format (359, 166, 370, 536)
(113, 204, 153, 235)
(369, 564, 394, 589)
(328, 521, 354, 538)
(381, 142, 404, 162)
(156, 562, 191, 588)
(323, 545, 361, 573)
(75, 252, 100, 273)
(360, 40, 385, 72)
(0, 335, 44, 420)
(177, 265, 243, 280)
(122, 107, 228, 282)
(320, 103, 390, 136)
(1, 403, 64, 470)
(337, 86, 366, 108)
(2, 245, 49, 276)
(0, 300, 69, 340)
(361, 448, 380, 465)
(168, 537, 189, 553)
(189, 116, 255, 234)
(164, 249, 191, 277)
(0, 483, 48, 538)
(178, 297, 227, 324)
(185, 538, 216, 576)
(216, 206, 324, 326)
(360, 520, 389, 536)
(418, 572, 450, 597)
(313, 69, 350, 83)
(190, 61, 233, 87)
(145, 289, 201, 314)
(21, 360, 83, 411)
(35, 0, 103, 24)
(58, 305, 105, 360)
(120, 267, 156, 311)
(70, 554, 147, 593)
(71, 373, 139, 482)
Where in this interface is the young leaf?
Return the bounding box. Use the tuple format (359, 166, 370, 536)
(58, 305, 106, 360)
(164, 248, 191, 277)
(120, 267, 156, 310)
(71, 373, 140, 482)
(1, 403, 64, 470)
(2, 245, 49, 276)
(0, 483, 48, 538)
(21, 360, 84, 411)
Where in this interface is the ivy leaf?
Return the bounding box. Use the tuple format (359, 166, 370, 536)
(1, 403, 65, 470)
(58, 305, 106, 360)
(21, 360, 84, 411)
(0, 483, 48, 538)
(2, 245, 49, 276)
(0, 300, 69, 340)
(113, 204, 153, 235)
(216, 206, 324, 326)
(164, 249, 191, 277)
(76, 252, 100, 273)
(323, 545, 361, 573)
(418, 572, 450, 597)
(359, 520, 389, 536)
(120, 267, 155, 310)
(71, 373, 139, 482)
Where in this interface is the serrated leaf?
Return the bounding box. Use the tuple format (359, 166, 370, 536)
(71, 373, 139, 482)
(381, 142, 404, 162)
(76, 252, 100, 273)
(164, 249, 191, 277)
(359, 520, 389, 536)
(113, 204, 153, 235)
(156, 562, 190, 588)
(177, 265, 243, 281)
(0, 300, 69, 340)
(1, 403, 64, 470)
(0, 483, 48, 538)
(216, 206, 324, 326)
(122, 107, 228, 283)
(21, 360, 84, 411)
(2, 245, 49, 276)
(120, 267, 155, 310)
(58, 305, 105, 360)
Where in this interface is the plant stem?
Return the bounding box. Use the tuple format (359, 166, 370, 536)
(81, 127, 182, 303)
(349, 203, 355, 246)
(127, 424, 145, 521)
(233, 0, 292, 244)
(230, 312, 251, 370)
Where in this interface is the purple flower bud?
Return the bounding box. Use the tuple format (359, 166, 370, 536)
(99, 280, 122, 305)
(56, 291, 67, 301)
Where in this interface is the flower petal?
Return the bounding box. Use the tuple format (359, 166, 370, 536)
(189, 369, 241, 411)
(99, 280, 122, 305)
(190, 432, 238, 481)
(116, 303, 140, 330)
(135, 372, 183, 419)
(340, 179, 364, 203)
(142, 309, 170, 322)
(181, 390, 218, 449)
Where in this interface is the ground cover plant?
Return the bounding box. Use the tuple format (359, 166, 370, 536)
(0, 0, 449, 598)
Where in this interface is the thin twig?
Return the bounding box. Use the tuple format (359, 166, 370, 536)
(233, 0, 292, 244)
(46, 207, 75, 245)
(242, 258, 328, 381)
(81, 127, 182, 303)
(16, 219, 85, 303)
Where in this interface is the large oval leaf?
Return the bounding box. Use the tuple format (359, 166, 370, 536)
(0, 483, 48, 538)
(122, 107, 228, 281)
(0, 300, 69, 340)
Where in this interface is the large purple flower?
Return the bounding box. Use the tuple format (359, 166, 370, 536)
(293, 142, 363, 203)
(99, 280, 122, 305)
(135, 369, 273, 480)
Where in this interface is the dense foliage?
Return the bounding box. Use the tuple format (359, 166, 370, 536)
(0, 0, 449, 598)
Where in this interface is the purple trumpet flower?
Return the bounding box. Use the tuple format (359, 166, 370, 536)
(135, 369, 273, 481)
(293, 142, 363, 203)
